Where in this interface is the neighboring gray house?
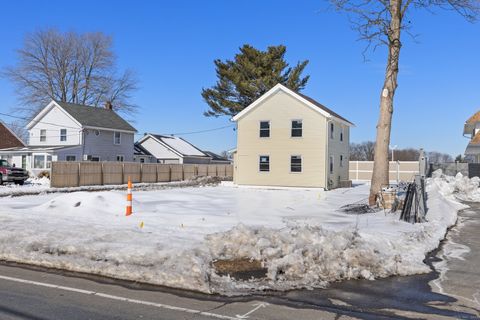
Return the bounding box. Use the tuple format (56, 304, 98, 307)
(0, 100, 136, 176)
(136, 134, 211, 164)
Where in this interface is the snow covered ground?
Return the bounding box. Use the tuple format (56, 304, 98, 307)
(0, 174, 469, 295)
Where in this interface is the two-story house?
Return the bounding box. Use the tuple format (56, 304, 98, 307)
(463, 110, 480, 162)
(0, 100, 136, 176)
(232, 83, 353, 189)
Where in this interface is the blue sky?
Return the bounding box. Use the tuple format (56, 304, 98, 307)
(0, 1, 479, 156)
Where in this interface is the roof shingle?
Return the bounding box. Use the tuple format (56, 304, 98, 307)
(56, 101, 136, 132)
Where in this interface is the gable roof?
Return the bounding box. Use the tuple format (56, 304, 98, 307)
(27, 100, 136, 132)
(140, 134, 209, 158)
(56, 101, 136, 132)
(134, 143, 152, 156)
(0, 121, 26, 149)
(202, 150, 229, 161)
(464, 110, 480, 135)
(231, 83, 354, 126)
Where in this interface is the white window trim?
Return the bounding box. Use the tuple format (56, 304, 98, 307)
(259, 155, 270, 173)
(114, 132, 121, 145)
(60, 128, 67, 142)
(40, 129, 47, 142)
(291, 119, 303, 138)
(290, 155, 302, 173)
(259, 120, 271, 138)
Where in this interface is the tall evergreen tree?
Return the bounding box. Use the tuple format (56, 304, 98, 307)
(202, 44, 309, 117)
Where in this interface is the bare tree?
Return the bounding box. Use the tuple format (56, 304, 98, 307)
(3, 29, 138, 116)
(331, 0, 479, 204)
(350, 141, 376, 160)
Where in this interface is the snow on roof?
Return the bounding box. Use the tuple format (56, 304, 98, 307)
(151, 134, 208, 157)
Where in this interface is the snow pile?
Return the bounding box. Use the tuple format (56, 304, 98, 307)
(431, 169, 480, 202)
(26, 176, 51, 186)
(0, 178, 466, 295)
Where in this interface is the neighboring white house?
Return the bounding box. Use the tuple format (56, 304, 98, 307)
(135, 134, 212, 164)
(232, 83, 353, 189)
(0, 100, 137, 176)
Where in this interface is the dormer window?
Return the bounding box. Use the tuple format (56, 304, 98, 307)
(40, 129, 46, 142)
(260, 121, 270, 138)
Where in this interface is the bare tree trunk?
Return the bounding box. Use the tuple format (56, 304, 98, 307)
(369, 0, 402, 205)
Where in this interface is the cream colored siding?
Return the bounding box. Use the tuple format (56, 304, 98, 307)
(235, 91, 328, 188)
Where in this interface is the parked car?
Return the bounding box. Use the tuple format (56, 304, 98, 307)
(0, 159, 28, 185)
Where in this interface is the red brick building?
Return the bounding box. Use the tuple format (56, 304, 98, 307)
(0, 121, 25, 149)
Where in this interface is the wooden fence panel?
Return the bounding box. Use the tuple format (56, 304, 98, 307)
(50, 161, 235, 187)
(197, 165, 208, 176)
(51, 162, 79, 188)
(207, 165, 217, 176)
(102, 162, 123, 185)
(170, 164, 183, 181)
(79, 162, 102, 186)
(141, 164, 157, 183)
(156, 165, 171, 182)
(226, 165, 233, 177)
(216, 165, 226, 177)
(123, 163, 141, 183)
(183, 164, 196, 180)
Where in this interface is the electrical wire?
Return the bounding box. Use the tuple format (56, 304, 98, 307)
(164, 124, 235, 136)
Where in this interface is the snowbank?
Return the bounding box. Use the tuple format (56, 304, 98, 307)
(431, 169, 480, 202)
(0, 176, 467, 295)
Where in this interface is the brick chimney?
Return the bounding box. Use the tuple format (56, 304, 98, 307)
(105, 101, 113, 110)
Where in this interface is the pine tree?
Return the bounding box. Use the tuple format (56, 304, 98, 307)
(202, 44, 309, 117)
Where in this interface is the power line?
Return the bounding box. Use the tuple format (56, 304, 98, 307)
(165, 124, 235, 136)
(0, 111, 236, 138)
(0, 112, 80, 130)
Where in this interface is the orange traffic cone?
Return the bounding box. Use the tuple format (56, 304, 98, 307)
(126, 176, 133, 216)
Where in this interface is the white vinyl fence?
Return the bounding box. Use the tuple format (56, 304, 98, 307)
(349, 161, 420, 182)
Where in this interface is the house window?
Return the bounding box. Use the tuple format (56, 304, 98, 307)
(116, 155, 124, 162)
(329, 155, 334, 174)
(66, 155, 76, 161)
(259, 155, 270, 172)
(91, 156, 100, 162)
(330, 123, 334, 139)
(340, 155, 344, 167)
(290, 155, 302, 173)
(60, 129, 67, 141)
(40, 129, 46, 142)
(140, 158, 145, 163)
(114, 132, 121, 145)
(291, 120, 302, 137)
(259, 121, 270, 138)
(33, 155, 45, 169)
(340, 127, 344, 142)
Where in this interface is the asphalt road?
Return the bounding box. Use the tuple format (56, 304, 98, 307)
(0, 205, 479, 320)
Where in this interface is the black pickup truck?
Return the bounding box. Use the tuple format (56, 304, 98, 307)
(0, 159, 29, 185)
